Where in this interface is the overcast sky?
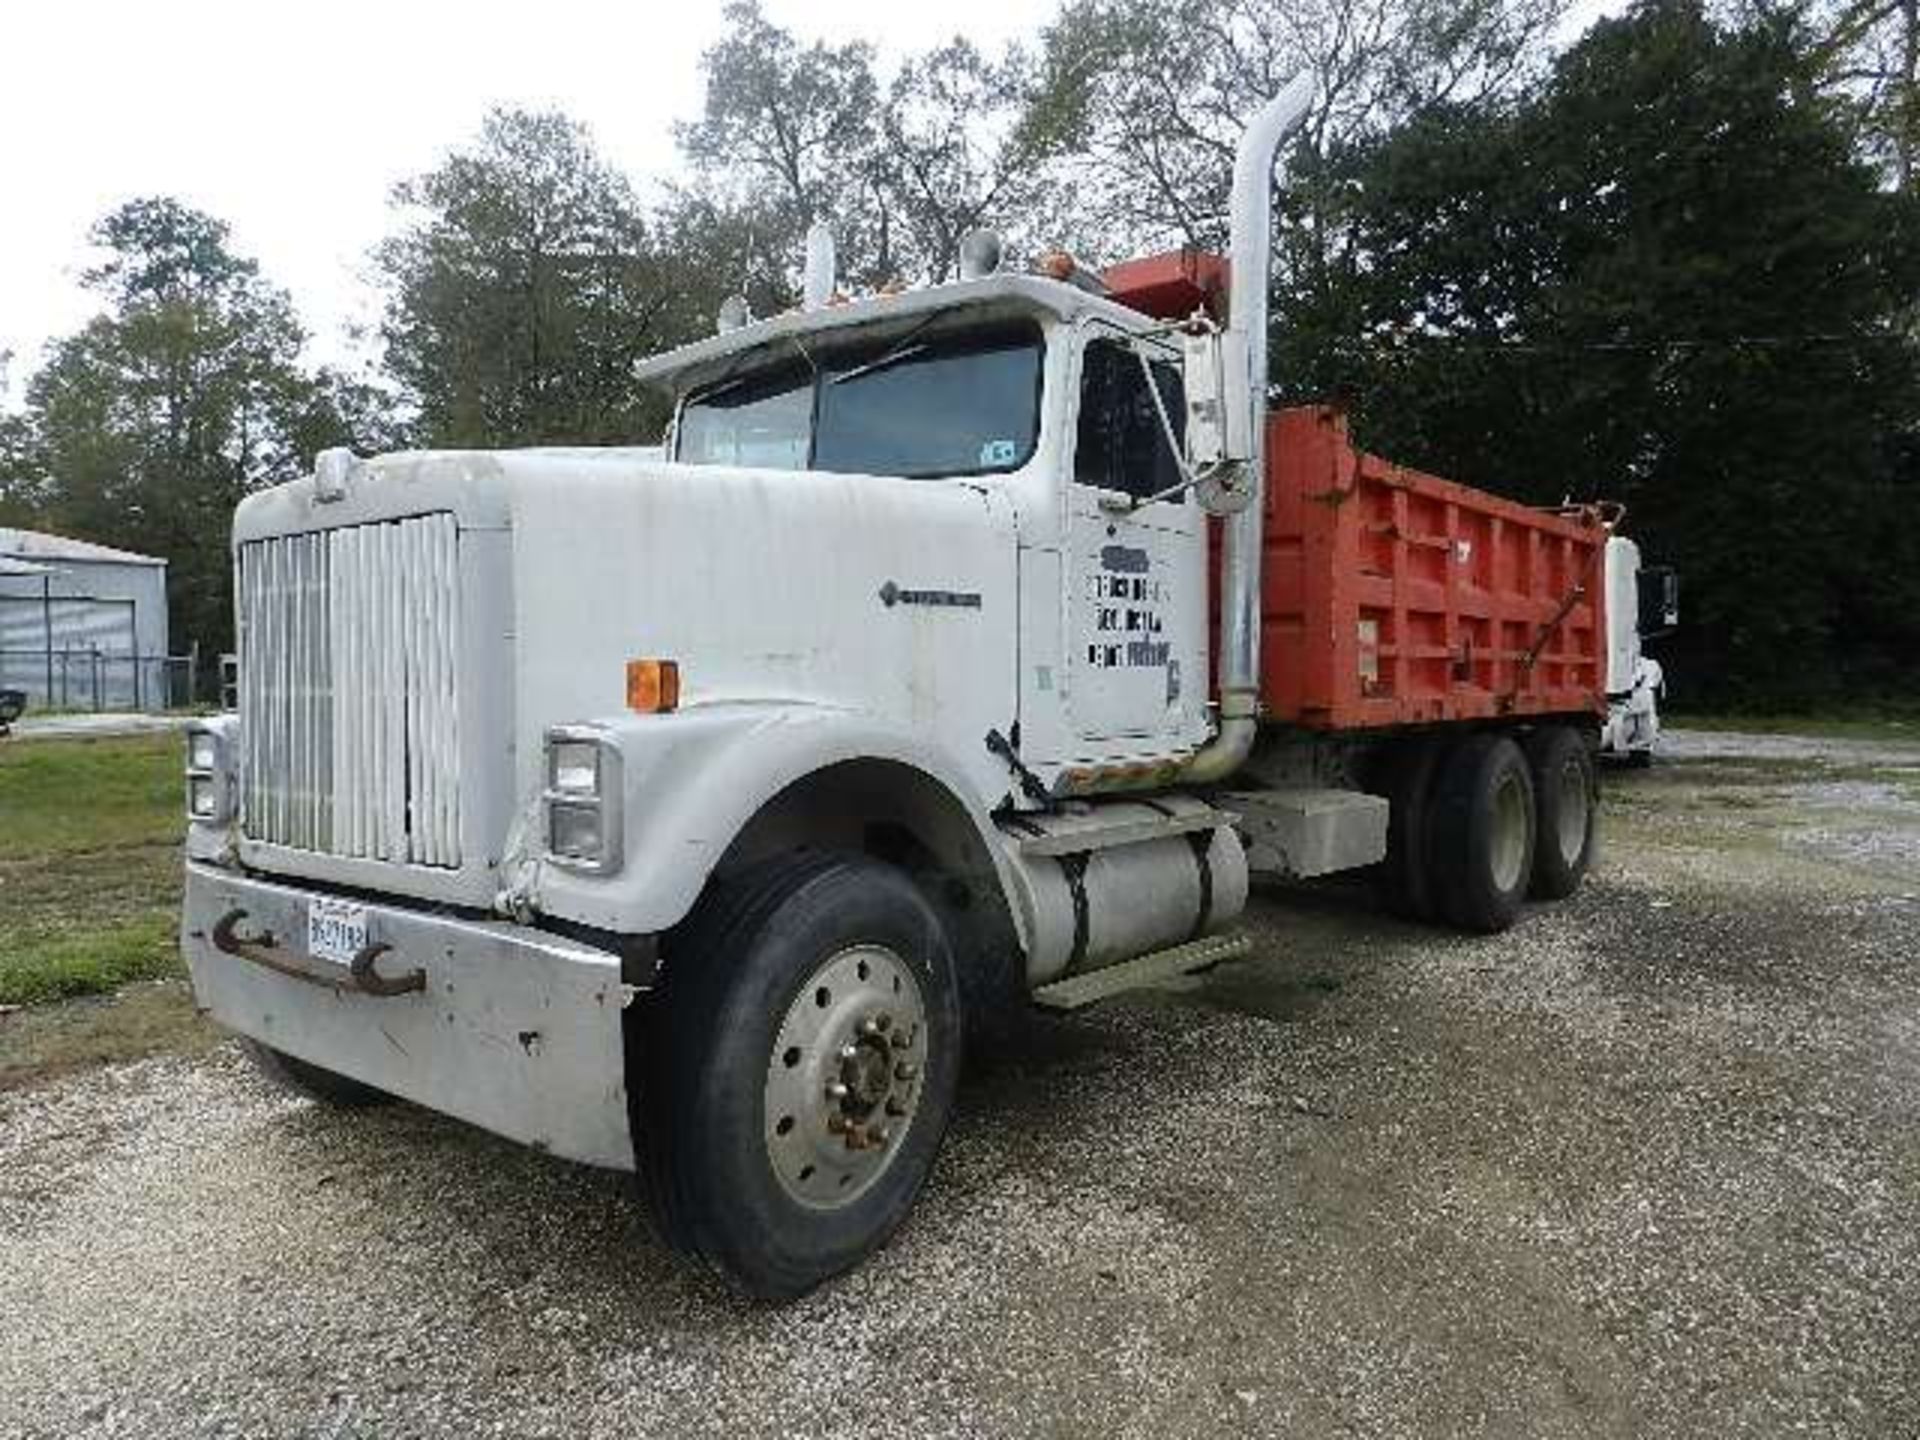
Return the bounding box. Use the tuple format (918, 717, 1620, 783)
(3, 0, 1623, 405)
(0, 0, 1053, 401)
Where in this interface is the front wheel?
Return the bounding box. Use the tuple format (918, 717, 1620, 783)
(638, 853, 962, 1300)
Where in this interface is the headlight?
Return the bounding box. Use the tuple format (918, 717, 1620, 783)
(185, 721, 235, 824)
(188, 731, 219, 772)
(549, 740, 603, 797)
(548, 801, 606, 862)
(542, 728, 622, 873)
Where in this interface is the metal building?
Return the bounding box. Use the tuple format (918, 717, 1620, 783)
(0, 527, 171, 711)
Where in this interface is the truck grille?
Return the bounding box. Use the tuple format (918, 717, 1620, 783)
(237, 514, 463, 868)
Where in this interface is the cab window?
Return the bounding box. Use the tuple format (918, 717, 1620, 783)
(676, 319, 1044, 479)
(1075, 338, 1184, 502)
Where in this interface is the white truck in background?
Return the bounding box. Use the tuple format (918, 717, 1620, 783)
(1600, 535, 1680, 766)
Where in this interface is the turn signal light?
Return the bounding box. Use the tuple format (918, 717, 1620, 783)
(626, 659, 681, 714)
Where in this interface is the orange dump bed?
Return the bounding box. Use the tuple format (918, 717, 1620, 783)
(1247, 406, 1607, 730)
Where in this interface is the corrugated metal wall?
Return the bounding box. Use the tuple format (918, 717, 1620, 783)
(0, 555, 171, 710)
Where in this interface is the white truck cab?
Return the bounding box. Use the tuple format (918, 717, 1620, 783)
(1599, 535, 1680, 766)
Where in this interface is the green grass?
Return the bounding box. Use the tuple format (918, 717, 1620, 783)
(0, 915, 180, 1006)
(0, 733, 185, 1005)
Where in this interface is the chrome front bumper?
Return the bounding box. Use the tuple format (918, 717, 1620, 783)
(181, 861, 638, 1170)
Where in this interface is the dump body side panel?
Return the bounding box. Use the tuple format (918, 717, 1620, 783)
(1244, 406, 1607, 729)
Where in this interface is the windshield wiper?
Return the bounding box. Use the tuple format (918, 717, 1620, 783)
(829, 341, 929, 386)
(828, 313, 949, 386)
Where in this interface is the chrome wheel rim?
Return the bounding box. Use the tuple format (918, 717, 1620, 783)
(1556, 757, 1590, 864)
(763, 944, 927, 1210)
(1490, 772, 1530, 893)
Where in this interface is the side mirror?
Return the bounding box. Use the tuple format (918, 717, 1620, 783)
(1181, 329, 1256, 514)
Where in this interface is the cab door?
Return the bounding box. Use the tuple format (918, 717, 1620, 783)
(1061, 335, 1209, 751)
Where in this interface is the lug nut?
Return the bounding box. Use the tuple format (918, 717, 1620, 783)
(886, 1097, 908, 1117)
(860, 1017, 881, 1037)
(895, 1061, 918, 1081)
(875, 1013, 893, 1032)
(873, 1126, 891, 1146)
(893, 1027, 914, 1050)
(825, 1081, 849, 1100)
(839, 1043, 859, 1061)
(828, 1114, 848, 1134)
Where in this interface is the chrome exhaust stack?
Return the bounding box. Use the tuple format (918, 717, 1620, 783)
(1182, 75, 1315, 786)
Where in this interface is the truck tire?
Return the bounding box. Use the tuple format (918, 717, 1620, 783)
(1429, 734, 1536, 933)
(1378, 738, 1443, 921)
(242, 1039, 391, 1108)
(1524, 726, 1597, 899)
(638, 852, 962, 1300)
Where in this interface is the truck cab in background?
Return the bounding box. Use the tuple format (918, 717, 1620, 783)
(1600, 535, 1681, 766)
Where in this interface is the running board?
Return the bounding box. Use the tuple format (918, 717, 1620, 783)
(1030, 932, 1253, 1012)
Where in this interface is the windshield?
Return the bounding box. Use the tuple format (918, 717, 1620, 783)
(675, 320, 1044, 479)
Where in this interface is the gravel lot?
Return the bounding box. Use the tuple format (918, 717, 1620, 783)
(4, 728, 1918, 1439)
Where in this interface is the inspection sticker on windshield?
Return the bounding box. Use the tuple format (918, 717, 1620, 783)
(979, 438, 1018, 467)
(307, 897, 368, 968)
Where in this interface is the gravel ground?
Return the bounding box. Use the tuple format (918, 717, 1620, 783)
(3, 728, 1918, 1439)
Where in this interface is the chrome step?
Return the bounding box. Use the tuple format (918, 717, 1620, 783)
(1031, 932, 1253, 1012)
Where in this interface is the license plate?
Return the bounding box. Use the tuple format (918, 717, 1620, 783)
(307, 898, 369, 968)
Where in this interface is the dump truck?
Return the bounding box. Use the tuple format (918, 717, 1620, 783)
(181, 79, 1621, 1298)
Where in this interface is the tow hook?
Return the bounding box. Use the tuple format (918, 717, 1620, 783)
(210, 907, 426, 998)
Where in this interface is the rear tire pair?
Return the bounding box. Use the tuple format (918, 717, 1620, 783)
(635, 853, 962, 1300)
(1379, 726, 1595, 933)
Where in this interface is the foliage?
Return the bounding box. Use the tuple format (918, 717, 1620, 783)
(10, 200, 384, 656)
(676, 2, 1056, 290)
(1021, 0, 1568, 257)
(1767, 0, 1920, 189)
(376, 109, 678, 448)
(1283, 0, 1920, 704)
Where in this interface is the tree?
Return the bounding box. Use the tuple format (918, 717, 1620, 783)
(678, 5, 1064, 291)
(880, 40, 1060, 279)
(376, 108, 674, 448)
(1021, 0, 1567, 258)
(1285, 0, 1920, 703)
(20, 198, 370, 658)
(1741, 0, 1920, 189)
(676, 2, 887, 286)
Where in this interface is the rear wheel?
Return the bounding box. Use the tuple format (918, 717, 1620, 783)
(242, 1039, 391, 1108)
(1429, 734, 1536, 933)
(1525, 726, 1597, 899)
(638, 853, 962, 1300)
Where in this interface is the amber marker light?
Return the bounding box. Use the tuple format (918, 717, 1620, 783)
(626, 659, 681, 714)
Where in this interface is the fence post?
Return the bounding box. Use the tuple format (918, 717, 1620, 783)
(42, 576, 53, 705)
(91, 647, 101, 711)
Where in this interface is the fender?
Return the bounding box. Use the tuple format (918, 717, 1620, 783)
(527, 700, 1029, 946)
